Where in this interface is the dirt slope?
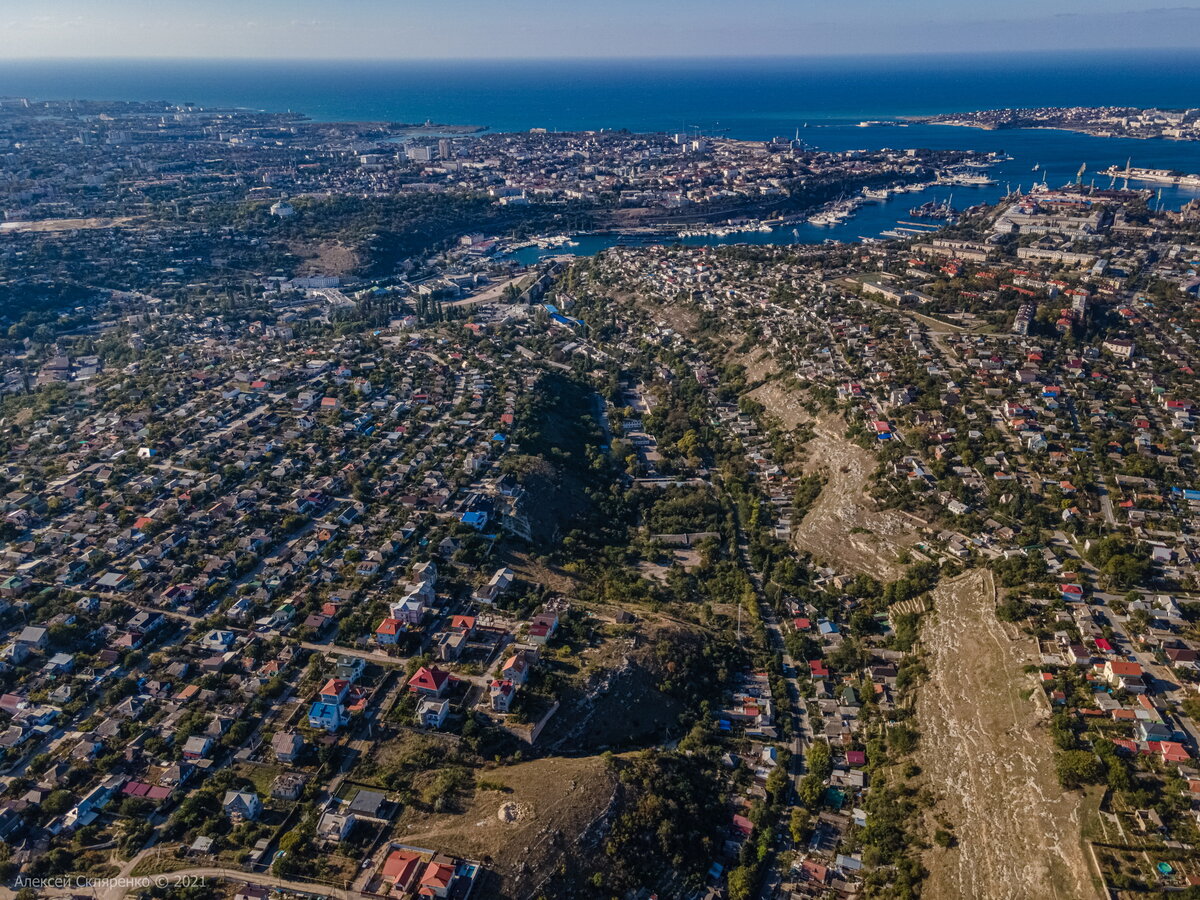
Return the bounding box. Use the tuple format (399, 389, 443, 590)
(918, 570, 1101, 900)
(790, 414, 915, 580)
(395, 756, 618, 899)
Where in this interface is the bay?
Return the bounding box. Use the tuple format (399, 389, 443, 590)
(2, 52, 1197, 251)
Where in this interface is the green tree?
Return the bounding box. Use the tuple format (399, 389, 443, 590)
(1055, 750, 1103, 789)
(727, 864, 756, 900)
(789, 807, 809, 844)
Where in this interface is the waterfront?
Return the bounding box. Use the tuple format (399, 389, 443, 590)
(3, 52, 1199, 254)
(503, 120, 1200, 262)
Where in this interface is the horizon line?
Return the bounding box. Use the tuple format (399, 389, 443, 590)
(0, 47, 1197, 64)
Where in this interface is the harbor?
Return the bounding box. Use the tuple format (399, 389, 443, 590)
(501, 125, 1200, 265)
(1102, 163, 1200, 189)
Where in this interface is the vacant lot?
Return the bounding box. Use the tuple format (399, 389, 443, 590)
(501, 547, 583, 596)
(637, 548, 702, 583)
(392, 755, 617, 898)
(790, 414, 916, 580)
(291, 239, 360, 275)
(918, 570, 1100, 900)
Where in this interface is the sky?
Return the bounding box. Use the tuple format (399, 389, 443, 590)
(0, 0, 1197, 59)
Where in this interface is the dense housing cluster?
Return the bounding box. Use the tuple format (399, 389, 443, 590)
(0, 96, 1200, 900)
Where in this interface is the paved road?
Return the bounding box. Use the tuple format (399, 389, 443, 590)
(94, 866, 357, 900)
(102, 596, 410, 667)
(723, 474, 809, 900)
(1095, 481, 1118, 526)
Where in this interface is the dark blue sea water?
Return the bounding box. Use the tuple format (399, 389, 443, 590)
(3, 52, 1199, 133)
(2, 53, 1198, 249)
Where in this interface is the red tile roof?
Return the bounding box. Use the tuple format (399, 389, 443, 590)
(382, 850, 422, 887)
(419, 861, 455, 891)
(408, 666, 449, 693)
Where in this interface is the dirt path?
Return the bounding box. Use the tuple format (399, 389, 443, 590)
(790, 414, 914, 580)
(918, 570, 1100, 900)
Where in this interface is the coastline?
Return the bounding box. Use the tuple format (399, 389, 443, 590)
(903, 116, 1200, 143)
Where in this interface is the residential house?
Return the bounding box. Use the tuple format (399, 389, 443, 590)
(408, 666, 450, 697)
(474, 567, 514, 604)
(15, 626, 47, 651)
(419, 859, 457, 899)
(528, 612, 558, 645)
(201, 630, 237, 652)
(500, 651, 532, 686)
(489, 679, 516, 712)
(376, 618, 403, 645)
(382, 849, 423, 891)
(182, 735, 213, 760)
(316, 811, 356, 844)
(222, 790, 262, 822)
(271, 731, 303, 763)
(415, 697, 450, 730)
(1103, 660, 1148, 694)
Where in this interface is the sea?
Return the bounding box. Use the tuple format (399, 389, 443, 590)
(2, 51, 1199, 258)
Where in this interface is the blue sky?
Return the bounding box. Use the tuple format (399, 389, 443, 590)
(1, 0, 1197, 58)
